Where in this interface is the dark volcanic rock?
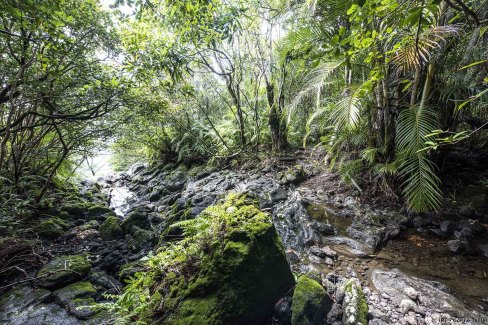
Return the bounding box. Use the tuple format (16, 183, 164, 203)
(447, 239, 468, 254)
(311, 221, 336, 235)
(37, 254, 92, 289)
(54, 281, 97, 319)
(273, 296, 292, 324)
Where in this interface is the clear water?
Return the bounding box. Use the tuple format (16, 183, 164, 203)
(78, 149, 136, 217)
(105, 186, 136, 217)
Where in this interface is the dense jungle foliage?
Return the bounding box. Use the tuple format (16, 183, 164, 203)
(0, 0, 487, 215)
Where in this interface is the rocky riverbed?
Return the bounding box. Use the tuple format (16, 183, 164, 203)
(1, 159, 487, 324)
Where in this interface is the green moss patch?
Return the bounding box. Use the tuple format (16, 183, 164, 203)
(100, 216, 123, 240)
(342, 280, 368, 325)
(54, 282, 98, 320)
(36, 217, 69, 239)
(291, 275, 331, 325)
(107, 193, 294, 324)
(37, 254, 92, 289)
(54, 281, 96, 303)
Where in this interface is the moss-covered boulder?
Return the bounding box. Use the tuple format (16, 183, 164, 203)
(129, 227, 156, 250)
(291, 275, 332, 325)
(54, 281, 96, 302)
(78, 220, 100, 231)
(278, 165, 307, 185)
(36, 217, 68, 239)
(121, 208, 150, 233)
(60, 202, 88, 218)
(188, 164, 217, 180)
(60, 201, 113, 221)
(100, 216, 123, 240)
(163, 169, 189, 191)
(37, 254, 92, 289)
(342, 280, 368, 325)
(54, 281, 97, 319)
(115, 193, 294, 324)
(87, 205, 113, 220)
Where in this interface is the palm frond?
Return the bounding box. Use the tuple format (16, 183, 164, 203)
(399, 154, 442, 212)
(393, 25, 459, 71)
(329, 89, 363, 131)
(305, 0, 354, 19)
(302, 106, 331, 147)
(396, 105, 438, 154)
(288, 60, 343, 123)
(279, 22, 335, 57)
(396, 105, 441, 211)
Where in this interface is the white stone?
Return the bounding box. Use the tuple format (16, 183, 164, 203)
(399, 299, 417, 314)
(404, 287, 419, 300)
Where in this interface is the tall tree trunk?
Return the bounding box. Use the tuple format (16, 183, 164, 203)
(252, 74, 261, 151)
(227, 79, 246, 146)
(266, 77, 288, 152)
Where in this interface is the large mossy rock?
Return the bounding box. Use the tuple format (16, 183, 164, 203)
(121, 194, 295, 324)
(60, 201, 113, 221)
(54, 281, 97, 319)
(121, 207, 150, 233)
(87, 205, 114, 220)
(291, 275, 332, 325)
(129, 227, 156, 250)
(37, 254, 91, 289)
(278, 165, 307, 185)
(36, 217, 68, 239)
(100, 216, 123, 240)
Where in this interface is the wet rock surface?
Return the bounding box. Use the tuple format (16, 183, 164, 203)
(1, 160, 487, 324)
(370, 268, 481, 323)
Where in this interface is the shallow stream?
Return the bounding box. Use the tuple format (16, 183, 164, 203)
(306, 202, 488, 314)
(377, 231, 488, 312)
